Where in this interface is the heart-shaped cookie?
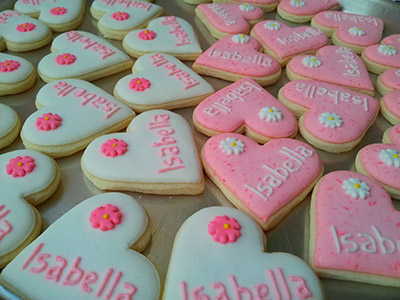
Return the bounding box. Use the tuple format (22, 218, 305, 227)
(0, 104, 21, 149)
(380, 89, 400, 125)
(251, 20, 328, 66)
(21, 79, 135, 158)
(286, 45, 375, 96)
(195, 3, 264, 39)
(193, 34, 281, 86)
(82, 110, 204, 195)
(193, 78, 298, 143)
(38, 30, 133, 83)
(311, 11, 384, 54)
(0, 149, 59, 268)
(14, 0, 85, 32)
(122, 16, 202, 60)
(114, 53, 214, 112)
(162, 206, 324, 300)
(277, 0, 340, 23)
(202, 134, 323, 230)
(310, 170, 400, 287)
(0, 192, 160, 300)
(278, 80, 380, 153)
(383, 124, 400, 144)
(90, 0, 164, 40)
(183, 0, 280, 12)
(362, 34, 400, 74)
(377, 69, 400, 96)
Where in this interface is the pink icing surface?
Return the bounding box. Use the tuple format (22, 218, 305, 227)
(194, 78, 297, 138)
(313, 11, 383, 46)
(364, 34, 400, 68)
(381, 69, 400, 90)
(313, 170, 400, 278)
(287, 46, 374, 92)
(194, 35, 280, 77)
(197, 3, 263, 34)
(203, 134, 322, 222)
(383, 90, 400, 119)
(281, 80, 379, 143)
(389, 124, 400, 144)
(252, 20, 328, 60)
(279, 0, 339, 16)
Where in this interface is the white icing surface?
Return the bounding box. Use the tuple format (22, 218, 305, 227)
(115, 53, 214, 106)
(162, 207, 323, 300)
(1, 193, 160, 300)
(348, 27, 366, 36)
(0, 104, 18, 139)
(21, 79, 134, 147)
(0, 53, 33, 84)
(82, 110, 203, 183)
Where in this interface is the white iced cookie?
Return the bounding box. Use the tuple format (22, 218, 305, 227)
(14, 0, 85, 32)
(90, 0, 164, 40)
(162, 206, 324, 300)
(114, 53, 214, 112)
(0, 149, 60, 268)
(0, 104, 21, 149)
(37, 30, 133, 83)
(123, 16, 202, 60)
(21, 79, 135, 158)
(0, 193, 160, 300)
(81, 110, 204, 195)
(0, 10, 52, 52)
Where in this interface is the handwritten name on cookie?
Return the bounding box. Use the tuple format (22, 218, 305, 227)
(0, 10, 21, 24)
(161, 16, 191, 47)
(0, 205, 12, 243)
(207, 48, 273, 67)
(207, 4, 236, 26)
(277, 27, 325, 46)
(99, 0, 153, 10)
(323, 12, 379, 26)
(335, 47, 362, 78)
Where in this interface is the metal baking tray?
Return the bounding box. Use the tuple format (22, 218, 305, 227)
(1, 0, 400, 299)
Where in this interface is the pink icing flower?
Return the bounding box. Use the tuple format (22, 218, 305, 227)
(0, 60, 20, 72)
(208, 215, 241, 244)
(129, 78, 151, 91)
(90, 204, 122, 231)
(111, 11, 130, 21)
(16, 23, 36, 32)
(36, 113, 62, 131)
(56, 53, 76, 65)
(138, 30, 156, 40)
(101, 139, 128, 157)
(50, 7, 67, 15)
(6, 156, 36, 178)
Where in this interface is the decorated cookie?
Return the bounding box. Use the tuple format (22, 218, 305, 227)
(14, 0, 85, 32)
(182, 0, 280, 12)
(377, 69, 400, 96)
(311, 11, 384, 54)
(380, 89, 400, 125)
(114, 53, 214, 112)
(90, 0, 164, 40)
(193, 78, 298, 143)
(278, 80, 380, 153)
(0, 192, 160, 300)
(383, 124, 400, 144)
(122, 16, 202, 60)
(195, 3, 264, 39)
(0, 104, 21, 150)
(362, 34, 400, 74)
(0, 10, 52, 52)
(201, 134, 323, 230)
(310, 170, 400, 287)
(21, 79, 135, 158)
(286, 45, 375, 96)
(193, 34, 281, 86)
(37, 30, 133, 83)
(0, 149, 60, 268)
(250, 20, 329, 66)
(0, 53, 36, 96)
(277, 0, 340, 23)
(163, 206, 324, 300)
(82, 110, 204, 195)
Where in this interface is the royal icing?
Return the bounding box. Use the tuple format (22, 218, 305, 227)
(278, 0, 339, 17)
(363, 34, 400, 70)
(0, 53, 34, 85)
(380, 69, 400, 92)
(342, 177, 370, 199)
(219, 137, 245, 155)
(0, 104, 20, 149)
(302, 56, 322, 68)
(318, 112, 342, 128)
(386, 124, 400, 144)
(162, 206, 324, 300)
(382, 89, 400, 124)
(378, 45, 398, 56)
(0, 192, 160, 300)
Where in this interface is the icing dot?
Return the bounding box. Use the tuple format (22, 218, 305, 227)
(45, 117, 50, 120)
(223, 223, 230, 229)
(354, 183, 360, 189)
(231, 142, 236, 147)
(394, 154, 399, 158)
(17, 162, 23, 167)
(4, 63, 8, 66)
(112, 143, 117, 147)
(103, 214, 109, 219)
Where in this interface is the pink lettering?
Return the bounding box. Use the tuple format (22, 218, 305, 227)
(212, 282, 230, 300)
(288, 276, 313, 299)
(45, 256, 67, 283)
(115, 283, 138, 300)
(81, 272, 98, 293)
(231, 275, 253, 300)
(254, 284, 269, 300)
(22, 243, 44, 270)
(62, 257, 84, 286)
(192, 286, 210, 300)
(97, 268, 114, 297)
(31, 253, 50, 273)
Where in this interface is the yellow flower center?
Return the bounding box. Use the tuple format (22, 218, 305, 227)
(244, 4, 248, 7)
(63, 55, 67, 58)
(354, 183, 361, 189)
(145, 30, 149, 34)
(231, 142, 236, 147)
(240, 34, 244, 37)
(17, 162, 23, 167)
(357, 27, 360, 30)
(388, 46, 392, 49)
(45, 117, 50, 120)
(223, 223, 230, 229)
(137, 80, 141, 84)
(271, 24, 275, 26)
(103, 214, 109, 219)
(57, 8, 60, 11)
(23, 24, 27, 28)
(112, 143, 117, 147)
(269, 109, 274, 113)
(329, 117, 334, 120)
(4, 62, 8, 66)
(312, 58, 316, 62)
(393, 154, 399, 158)
(117, 12, 121, 15)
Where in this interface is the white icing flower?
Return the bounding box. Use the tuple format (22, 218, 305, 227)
(264, 21, 281, 31)
(319, 112, 343, 128)
(259, 107, 283, 122)
(231, 34, 250, 44)
(219, 137, 245, 155)
(239, 3, 255, 11)
(343, 178, 370, 200)
(396, 69, 400, 76)
(290, 0, 305, 7)
(378, 44, 398, 56)
(348, 27, 366, 36)
(379, 148, 400, 168)
(302, 56, 322, 68)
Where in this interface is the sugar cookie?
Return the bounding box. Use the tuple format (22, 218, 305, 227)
(182, 0, 279, 12)
(277, 0, 340, 23)
(383, 124, 400, 144)
(377, 69, 400, 96)
(380, 89, 400, 125)
(0, 104, 21, 150)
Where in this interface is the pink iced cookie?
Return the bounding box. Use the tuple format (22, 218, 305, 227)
(278, 80, 379, 153)
(193, 78, 298, 143)
(192, 34, 281, 86)
(311, 11, 384, 54)
(195, 3, 264, 39)
(286, 45, 375, 96)
(201, 134, 323, 230)
(183, 0, 280, 12)
(251, 20, 328, 66)
(377, 69, 400, 96)
(277, 0, 340, 23)
(380, 89, 400, 125)
(362, 34, 400, 74)
(383, 124, 400, 144)
(310, 170, 400, 287)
